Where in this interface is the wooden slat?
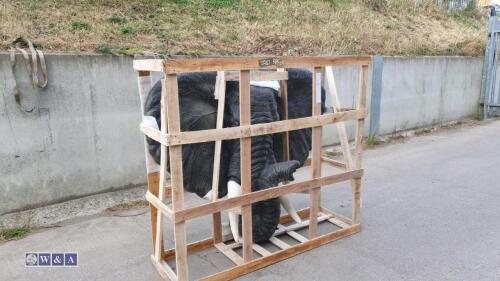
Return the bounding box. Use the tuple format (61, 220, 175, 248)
(240, 69, 253, 262)
(321, 157, 347, 169)
(215, 243, 244, 265)
(352, 65, 368, 225)
(278, 68, 290, 165)
(199, 225, 361, 281)
(142, 56, 372, 73)
(287, 231, 309, 243)
(146, 172, 165, 253)
(144, 109, 365, 147)
(174, 169, 363, 223)
(136, 71, 166, 254)
(309, 67, 323, 239)
(154, 78, 168, 262)
(225, 70, 288, 81)
(269, 237, 291, 250)
(328, 217, 351, 229)
(252, 244, 272, 257)
(150, 255, 178, 281)
(164, 73, 189, 281)
(145, 191, 173, 220)
(162, 238, 214, 260)
(212, 71, 226, 244)
(279, 207, 310, 224)
(274, 213, 331, 237)
(325, 66, 354, 169)
(133, 59, 164, 72)
(320, 207, 353, 226)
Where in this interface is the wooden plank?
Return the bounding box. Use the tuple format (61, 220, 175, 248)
(309, 67, 323, 239)
(320, 207, 353, 226)
(328, 217, 351, 229)
(287, 231, 309, 243)
(150, 255, 178, 281)
(136, 71, 165, 254)
(212, 71, 226, 244)
(325, 66, 354, 169)
(269, 237, 291, 250)
(162, 238, 214, 260)
(215, 243, 244, 265)
(164, 73, 189, 281)
(225, 70, 288, 81)
(174, 169, 363, 223)
(154, 78, 168, 262)
(158, 56, 371, 73)
(145, 191, 174, 220)
(133, 59, 164, 72)
(321, 157, 347, 169)
(274, 213, 331, 237)
(199, 224, 361, 281)
(157, 109, 365, 146)
(353, 65, 368, 225)
(146, 172, 164, 253)
(279, 207, 310, 224)
(278, 68, 290, 165)
(240, 69, 253, 262)
(253, 244, 272, 257)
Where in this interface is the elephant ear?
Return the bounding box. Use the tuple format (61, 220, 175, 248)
(284, 68, 327, 165)
(143, 72, 230, 198)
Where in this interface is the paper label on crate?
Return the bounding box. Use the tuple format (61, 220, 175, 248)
(315, 73, 322, 104)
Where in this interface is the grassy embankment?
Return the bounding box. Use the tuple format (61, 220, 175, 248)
(0, 0, 487, 56)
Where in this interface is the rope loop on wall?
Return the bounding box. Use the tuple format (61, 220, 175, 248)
(9, 37, 48, 113)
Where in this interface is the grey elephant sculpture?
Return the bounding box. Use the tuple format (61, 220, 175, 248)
(144, 69, 326, 243)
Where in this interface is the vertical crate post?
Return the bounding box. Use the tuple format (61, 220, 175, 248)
(239, 69, 253, 262)
(136, 70, 164, 253)
(353, 65, 368, 224)
(164, 72, 189, 280)
(211, 71, 226, 244)
(309, 66, 323, 238)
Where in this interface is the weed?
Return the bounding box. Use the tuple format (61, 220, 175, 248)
(108, 16, 127, 24)
(118, 26, 133, 34)
(367, 135, 380, 146)
(0, 227, 30, 241)
(97, 43, 112, 54)
(117, 47, 143, 56)
(325, 150, 338, 157)
(71, 21, 89, 30)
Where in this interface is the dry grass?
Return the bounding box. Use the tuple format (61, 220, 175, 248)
(0, 0, 487, 56)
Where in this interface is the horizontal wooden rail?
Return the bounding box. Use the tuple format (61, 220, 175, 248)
(225, 70, 288, 81)
(173, 169, 363, 223)
(133, 56, 372, 73)
(141, 109, 365, 147)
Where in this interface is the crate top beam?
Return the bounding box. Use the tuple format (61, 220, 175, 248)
(133, 56, 372, 73)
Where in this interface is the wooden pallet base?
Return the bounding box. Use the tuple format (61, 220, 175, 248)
(153, 207, 360, 281)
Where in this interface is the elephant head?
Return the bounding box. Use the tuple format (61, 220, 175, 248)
(144, 69, 325, 242)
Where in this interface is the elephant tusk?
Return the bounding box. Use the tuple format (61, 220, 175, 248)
(279, 195, 302, 223)
(227, 180, 242, 242)
(203, 190, 213, 201)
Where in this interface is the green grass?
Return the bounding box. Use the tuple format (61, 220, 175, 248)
(71, 21, 90, 30)
(367, 135, 380, 146)
(325, 150, 339, 157)
(0, 227, 30, 241)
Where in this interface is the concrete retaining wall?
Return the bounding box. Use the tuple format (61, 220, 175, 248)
(0, 54, 482, 215)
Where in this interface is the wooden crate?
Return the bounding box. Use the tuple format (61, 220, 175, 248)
(133, 56, 371, 281)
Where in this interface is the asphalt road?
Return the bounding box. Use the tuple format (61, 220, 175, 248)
(1, 120, 499, 281)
